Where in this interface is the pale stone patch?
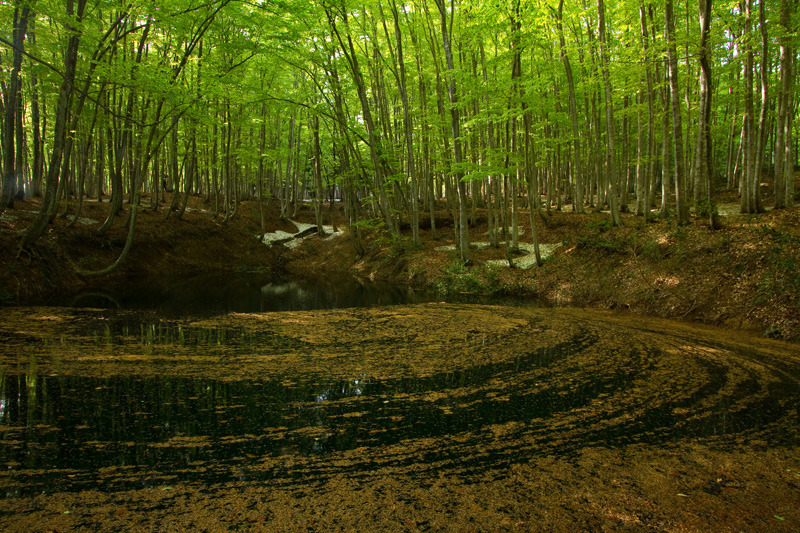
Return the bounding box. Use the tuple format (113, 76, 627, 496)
(260, 222, 343, 248)
(435, 241, 562, 270)
(261, 230, 296, 247)
(291, 221, 317, 234)
(485, 243, 563, 270)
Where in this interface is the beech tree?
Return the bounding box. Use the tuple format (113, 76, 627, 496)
(0, 0, 797, 270)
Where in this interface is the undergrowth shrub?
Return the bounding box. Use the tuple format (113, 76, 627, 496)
(435, 259, 482, 295)
(576, 221, 632, 254)
(755, 227, 800, 311)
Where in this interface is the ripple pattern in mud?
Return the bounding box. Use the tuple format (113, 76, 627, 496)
(0, 304, 798, 496)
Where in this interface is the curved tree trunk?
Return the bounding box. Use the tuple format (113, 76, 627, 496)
(19, 0, 86, 249)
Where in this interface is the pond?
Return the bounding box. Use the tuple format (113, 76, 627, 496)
(45, 276, 441, 313)
(1, 297, 799, 531)
(45, 275, 529, 314)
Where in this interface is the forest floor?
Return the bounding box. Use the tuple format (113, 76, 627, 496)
(1, 184, 799, 340)
(281, 191, 800, 342)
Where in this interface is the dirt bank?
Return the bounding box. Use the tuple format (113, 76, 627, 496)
(1, 193, 799, 341)
(283, 204, 800, 342)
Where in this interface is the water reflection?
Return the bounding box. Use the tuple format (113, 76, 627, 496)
(56, 276, 442, 313)
(1, 306, 798, 498)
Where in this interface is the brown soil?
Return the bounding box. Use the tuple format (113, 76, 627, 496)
(283, 203, 800, 341)
(0, 194, 290, 301)
(1, 191, 799, 341)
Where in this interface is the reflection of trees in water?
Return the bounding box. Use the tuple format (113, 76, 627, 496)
(1, 307, 799, 495)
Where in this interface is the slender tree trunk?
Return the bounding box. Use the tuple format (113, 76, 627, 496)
(382, 0, 419, 245)
(312, 114, 325, 235)
(597, 0, 621, 225)
(20, 0, 87, 248)
(435, 0, 469, 263)
(740, 0, 762, 214)
(661, 77, 671, 216)
(775, 0, 796, 207)
(754, 0, 769, 211)
(2, 6, 30, 210)
(665, 0, 689, 223)
(326, 5, 396, 234)
(697, 0, 719, 228)
(555, 0, 583, 214)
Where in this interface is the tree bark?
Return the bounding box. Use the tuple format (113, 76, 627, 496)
(665, 0, 690, 224)
(697, 0, 719, 228)
(774, 0, 795, 207)
(435, 0, 470, 263)
(597, 0, 621, 225)
(19, 0, 87, 248)
(2, 6, 30, 210)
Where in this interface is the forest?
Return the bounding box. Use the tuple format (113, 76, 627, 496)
(3, 2, 800, 529)
(1, 0, 796, 270)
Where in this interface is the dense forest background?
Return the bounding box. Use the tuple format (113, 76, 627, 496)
(1, 0, 797, 270)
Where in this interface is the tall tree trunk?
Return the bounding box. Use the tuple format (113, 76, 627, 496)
(665, 0, 690, 224)
(382, 0, 419, 245)
(435, 0, 470, 263)
(2, 6, 30, 210)
(312, 113, 325, 235)
(697, 0, 719, 228)
(754, 0, 769, 211)
(20, 0, 87, 248)
(28, 16, 44, 198)
(325, 4, 396, 234)
(774, 0, 796, 207)
(740, 0, 762, 214)
(639, 2, 656, 220)
(597, 0, 621, 225)
(555, 0, 583, 214)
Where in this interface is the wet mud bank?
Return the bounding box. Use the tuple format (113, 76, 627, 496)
(1, 304, 799, 531)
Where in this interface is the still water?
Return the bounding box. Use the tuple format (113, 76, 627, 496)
(1, 285, 799, 500)
(55, 276, 442, 313)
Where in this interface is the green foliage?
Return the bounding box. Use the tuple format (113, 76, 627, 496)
(755, 227, 800, 311)
(576, 222, 632, 254)
(351, 218, 384, 232)
(434, 260, 503, 295)
(0, 288, 13, 304)
(586, 220, 615, 233)
(763, 325, 785, 339)
(695, 198, 718, 219)
(387, 235, 424, 257)
(639, 238, 668, 261)
(434, 259, 483, 295)
(668, 223, 688, 242)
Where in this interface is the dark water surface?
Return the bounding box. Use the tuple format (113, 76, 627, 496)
(50, 275, 515, 314)
(1, 295, 799, 499)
